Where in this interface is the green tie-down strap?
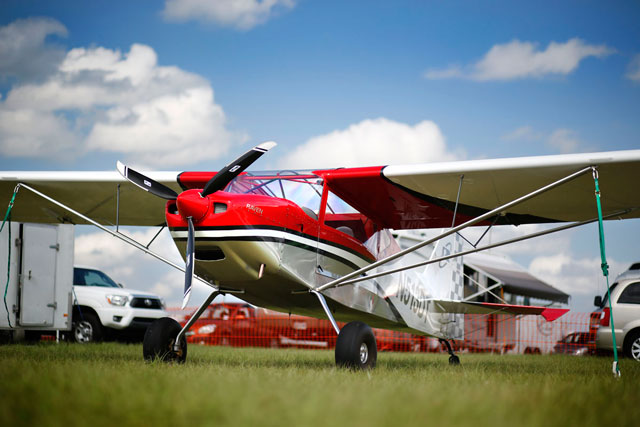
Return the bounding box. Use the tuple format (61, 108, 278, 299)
(592, 168, 620, 377)
(1, 185, 19, 329)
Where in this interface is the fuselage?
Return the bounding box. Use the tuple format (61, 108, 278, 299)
(166, 173, 451, 337)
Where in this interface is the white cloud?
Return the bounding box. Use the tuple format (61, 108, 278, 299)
(163, 0, 295, 30)
(74, 226, 218, 306)
(547, 128, 580, 153)
(425, 38, 613, 81)
(74, 228, 183, 273)
(529, 253, 625, 297)
(279, 118, 462, 169)
(0, 17, 68, 82)
(501, 125, 541, 142)
(501, 125, 584, 153)
(0, 19, 245, 167)
(626, 54, 640, 82)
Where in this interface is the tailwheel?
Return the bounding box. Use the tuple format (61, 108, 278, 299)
(335, 321, 377, 370)
(440, 338, 461, 366)
(143, 317, 187, 363)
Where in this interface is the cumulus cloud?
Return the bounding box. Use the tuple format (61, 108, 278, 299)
(75, 227, 216, 305)
(0, 17, 68, 82)
(0, 18, 244, 167)
(529, 253, 626, 297)
(627, 54, 640, 82)
(425, 38, 613, 81)
(501, 125, 585, 153)
(279, 118, 461, 169)
(546, 128, 580, 153)
(163, 0, 295, 30)
(501, 125, 542, 142)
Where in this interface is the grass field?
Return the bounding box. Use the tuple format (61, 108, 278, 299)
(1, 343, 638, 427)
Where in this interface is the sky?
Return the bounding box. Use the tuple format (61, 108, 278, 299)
(1, 0, 639, 313)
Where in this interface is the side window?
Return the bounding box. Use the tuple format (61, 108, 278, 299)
(618, 282, 640, 304)
(73, 269, 86, 286)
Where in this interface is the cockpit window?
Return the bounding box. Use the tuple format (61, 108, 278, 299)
(226, 171, 323, 215)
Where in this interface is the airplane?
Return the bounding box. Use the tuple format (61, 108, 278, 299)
(1, 144, 639, 369)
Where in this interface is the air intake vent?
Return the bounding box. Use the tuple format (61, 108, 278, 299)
(196, 247, 225, 261)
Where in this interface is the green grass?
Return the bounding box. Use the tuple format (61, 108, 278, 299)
(1, 343, 639, 427)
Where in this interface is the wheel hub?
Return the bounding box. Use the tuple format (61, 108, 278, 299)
(632, 337, 640, 361)
(74, 321, 93, 343)
(359, 343, 369, 364)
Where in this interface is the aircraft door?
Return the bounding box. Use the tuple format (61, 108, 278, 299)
(19, 224, 59, 326)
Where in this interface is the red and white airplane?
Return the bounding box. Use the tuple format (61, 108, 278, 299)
(2, 144, 639, 368)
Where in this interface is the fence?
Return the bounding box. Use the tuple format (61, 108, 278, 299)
(169, 304, 597, 355)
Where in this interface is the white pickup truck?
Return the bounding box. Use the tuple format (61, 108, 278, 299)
(71, 266, 168, 343)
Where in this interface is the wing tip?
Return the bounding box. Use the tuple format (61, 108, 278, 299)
(116, 160, 126, 177)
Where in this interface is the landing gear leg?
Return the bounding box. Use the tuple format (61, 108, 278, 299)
(143, 289, 222, 363)
(311, 290, 377, 370)
(440, 338, 460, 365)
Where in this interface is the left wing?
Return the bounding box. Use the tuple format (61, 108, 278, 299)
(315, 149, 640, 229)
(0, 171, 182, 226)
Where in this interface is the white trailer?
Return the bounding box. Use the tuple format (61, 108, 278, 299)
(0, 222, 74, 340)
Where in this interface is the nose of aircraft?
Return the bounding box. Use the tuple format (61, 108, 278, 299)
(176, 189, 210, 222)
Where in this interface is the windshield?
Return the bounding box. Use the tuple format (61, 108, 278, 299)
(74, 268, 120, 288)
(226, 171, 324, 213)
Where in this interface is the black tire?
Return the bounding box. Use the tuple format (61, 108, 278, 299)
(72, 312, 103, 343)
(623, 329, 640, 361)
(335, 321, 377, 370)
(143, 317, 187, 363)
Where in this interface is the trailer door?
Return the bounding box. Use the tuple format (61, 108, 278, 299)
(19, 224, 58, 326)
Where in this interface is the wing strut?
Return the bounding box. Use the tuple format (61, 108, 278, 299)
(316, 165, 593, 293)
(10, 182, 212, 286)
(335, 208, 632, 288)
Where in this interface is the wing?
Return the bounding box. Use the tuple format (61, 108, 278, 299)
(0, 171, 182, 226)
(315, 149, 640, 229)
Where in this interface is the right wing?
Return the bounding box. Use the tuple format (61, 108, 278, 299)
(315, 149, 640, 229)
(0, 171, 182, 226)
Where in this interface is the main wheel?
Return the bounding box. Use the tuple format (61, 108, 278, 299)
(143, 317, 187, 363)
(335, 321, 377, 370)
(72, 312, 103, 343)
(623, 329, 640, 361)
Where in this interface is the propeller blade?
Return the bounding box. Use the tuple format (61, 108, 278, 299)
(117, 161, 179, 200)
(181, 217, 195, 309)
(201, 141, 277, 197)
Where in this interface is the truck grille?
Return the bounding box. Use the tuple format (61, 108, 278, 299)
(130, 297, 162, 309)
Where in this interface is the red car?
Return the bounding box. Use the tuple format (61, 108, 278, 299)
(183, 303, 337, 349)
(183, 302, 441, 353)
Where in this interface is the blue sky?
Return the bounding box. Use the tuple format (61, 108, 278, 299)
(1, 0, 638, 311)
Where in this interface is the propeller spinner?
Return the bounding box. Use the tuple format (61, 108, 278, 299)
(117, 141, 277, 308)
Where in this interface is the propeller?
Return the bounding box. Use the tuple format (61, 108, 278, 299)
(116, 161, 178, 200)
(182, 217, 195, 309)
(117, 141, 277, 308)
(201, 141, 277, 197)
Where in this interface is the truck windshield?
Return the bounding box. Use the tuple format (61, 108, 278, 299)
(74, 268, 119, 288)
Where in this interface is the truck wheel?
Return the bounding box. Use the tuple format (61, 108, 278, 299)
(73, 312, 103, 343)
(335, 321, 377, 370)
(624, 329, 640, 361)
(143, 317, 187, 363)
